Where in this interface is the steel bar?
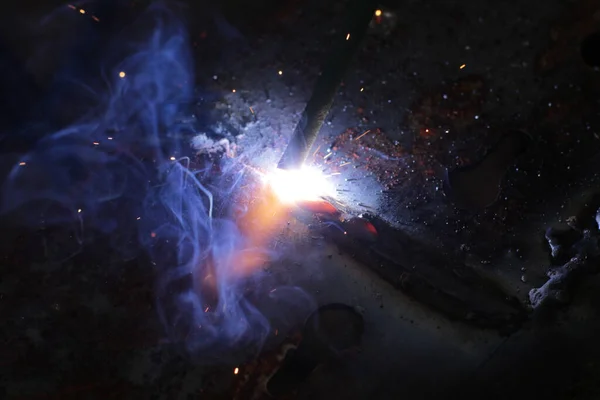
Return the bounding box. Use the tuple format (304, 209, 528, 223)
(277, 0, 377, 170)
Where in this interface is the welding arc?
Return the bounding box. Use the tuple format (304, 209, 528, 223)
(277, 0, 378, 170)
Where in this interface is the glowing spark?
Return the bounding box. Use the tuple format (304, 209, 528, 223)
(18, 162, 26, 166)
(340, 162, 351, 167)
(323, 152, 333, 159)
(234, 367, 239, 375)
(459, 64, 466, 69)
(92, 142, 99, 146)
(170, 156, 176, 161)
(328, 172, 341, 176)
(346, 33, 351, 40)
(375, 9, 382, 17)
(278, 70, 283, 75)
(67, 5, 76, 10)
(92, 15, 99, 22)
(232, 89, 236, 93)
(266, 166, 334, 204)
(312, 144, 322, 158)
(107, 137, 113, 140)
(249, 107, 254, 114)
(360, 87, 364, 92)
(119, 71, 126, 78)
(77, 209, 82, 213)
(354, 130, 370, 141)
(136, 217, 141, 220)
(79, 9, 85, 14)
(204, 307, 210, 313)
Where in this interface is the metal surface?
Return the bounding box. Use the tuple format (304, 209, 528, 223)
(4, 0, 600, 398)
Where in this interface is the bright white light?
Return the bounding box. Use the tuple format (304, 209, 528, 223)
(266, 166, 334, 204)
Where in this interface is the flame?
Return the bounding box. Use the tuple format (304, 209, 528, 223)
(264, 166, 334, 204)
(233, 165, 336, 262)
(200, 165, 335, 306)
(232, 182, 288, 276)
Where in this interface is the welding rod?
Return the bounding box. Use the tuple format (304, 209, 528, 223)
(277, 0, 378, 170)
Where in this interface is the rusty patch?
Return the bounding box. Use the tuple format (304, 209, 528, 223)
(408, 74, 486, 138)
(232, 333, 302, 400)
(325, 127, 407, 190)
(536, 0, 600, 72)
(408, 75, 488, 167)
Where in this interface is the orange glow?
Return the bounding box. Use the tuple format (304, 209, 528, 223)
(297, 199, 338, 215)
(375, 9, 382, 17)
(231, 182, 291, 277)
(198, 166, 336, 304)
(232, 167, 335, 275)
(198, 177, 294, 299)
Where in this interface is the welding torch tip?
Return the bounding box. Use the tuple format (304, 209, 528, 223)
(277, 0, 377, 170)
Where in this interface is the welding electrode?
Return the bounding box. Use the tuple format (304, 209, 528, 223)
(277, 0, 378, 170)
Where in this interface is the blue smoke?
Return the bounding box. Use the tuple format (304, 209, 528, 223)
(1, 3, 312, 363)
